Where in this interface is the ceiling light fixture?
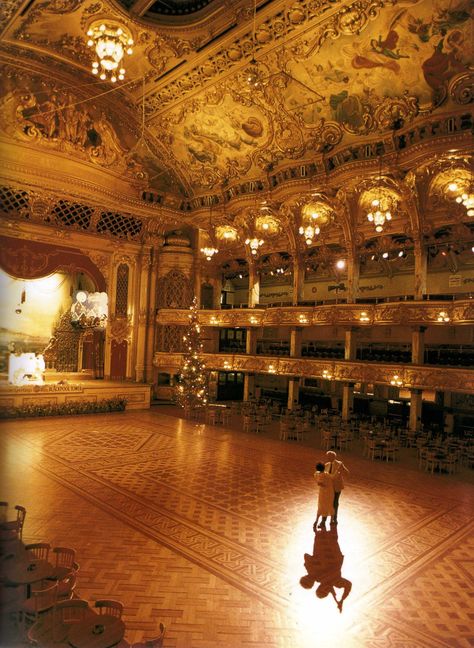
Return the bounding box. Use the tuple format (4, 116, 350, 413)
(86, 21, 133, 83)
(367, 156, 394, 233)
(200, 246, 218, 261)
(449, 180, 474, 217)
(245, 237, 264, 255)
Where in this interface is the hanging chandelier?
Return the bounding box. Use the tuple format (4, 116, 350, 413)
(200, 246, 218, 261)
(299, 200, 331, 245)
(367, 157, 394, 233)
(245, 237, 264, 255)
(86, 21, 134, 83)
(299, 223, 320, 246)
(367, 197, 393, 233)
(448, 181, 474, 217)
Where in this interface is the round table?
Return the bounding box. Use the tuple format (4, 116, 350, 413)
(2, 556, 55, 595)
(67, 615, 125, 648)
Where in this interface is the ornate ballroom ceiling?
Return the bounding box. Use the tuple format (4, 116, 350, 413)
(0, 0, 472, 263)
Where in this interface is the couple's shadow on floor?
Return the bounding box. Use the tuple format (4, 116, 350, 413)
(300, 525, 352, 612)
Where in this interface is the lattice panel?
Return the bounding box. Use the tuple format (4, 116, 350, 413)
(156, 269, 193, 308)
(156, 325, 185, 352)
(50, 200, 93, 230)
(97, 212, 142, 240)
(0, 186, 30, 215)
(115, 263, 129, 317)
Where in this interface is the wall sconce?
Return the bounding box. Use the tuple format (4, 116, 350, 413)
(250, 316, 258, 324)
(322, 369, 333, 380)
(298, 314, 308, 324)
(437, 311, 450, 322)
(210, 316, 219, 325)
(390, 374, 403, 387)
(268, 363, 276, 374)
(223, 360, 230, 370)
(359, 311, 370, 322)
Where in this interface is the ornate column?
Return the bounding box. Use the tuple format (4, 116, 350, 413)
(287, 377, 301, 410)
(342, 327, 357, 419)
(193, 255, 202, 307)
(414, 240, 427, 300)
(144, 243, 160, 382)
(248, 259, 260, 307)
(246, 328, 257, 355)
(412, 326, 426, 364)
(244, 373, 255, 401)
(346, 251, 360, 304)
(409, 388, 423, 432)
(344, 327, 358, 360)
(342, 383, 354, 421)
(292, 257, 305, 306)
(134, 247, 153, 383)
(290, 327, 302, 357)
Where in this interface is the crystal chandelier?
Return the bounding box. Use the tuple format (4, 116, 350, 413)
(299, 223, 320, 245)
(449, 181, 474, 217)
(367, 197, 393, 233)
(200, 246, 218, 261)
(367, 157, 394, 233)
(245, 237, 264, 255)
(86, 22, 134, 83)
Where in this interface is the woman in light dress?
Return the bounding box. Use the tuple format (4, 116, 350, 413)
(313, 462, 335, 531)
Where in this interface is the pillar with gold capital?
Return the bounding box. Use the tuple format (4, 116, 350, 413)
(414, 240, 427, 300)
(244, 373, 255, 401)
(134, 248, 153, 383)
(248, 259, 260, 307)
(287, 377, 301, 410)
(346, 252, 360, 304)
(144, 245, 160, 382)
(292, 258, 305, 305)
(412, 326, 426, 364)
(409, 388, 423, 432)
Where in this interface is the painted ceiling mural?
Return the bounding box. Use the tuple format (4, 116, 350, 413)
(0, 0, 472, 198)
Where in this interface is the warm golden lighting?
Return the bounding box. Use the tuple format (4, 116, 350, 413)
(437, 311, 450, 322)
(86, 21, 133, 82)
(359, 311, 370, 322)
(322, 369, 332, 380)
(215, 226, 238, 242)
(245, 237, 264, 255)
(200, 246, 218, 261)
(390, 374, 403, 387)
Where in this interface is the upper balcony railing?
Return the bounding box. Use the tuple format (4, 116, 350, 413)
(156, 299, 474, 328)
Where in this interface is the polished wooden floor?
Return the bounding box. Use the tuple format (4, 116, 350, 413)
(1, 407, 473, 648)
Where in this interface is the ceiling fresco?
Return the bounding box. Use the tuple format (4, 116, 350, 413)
(0, 0, 472, 205)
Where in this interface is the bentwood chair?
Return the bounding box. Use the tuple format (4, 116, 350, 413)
(20, 580, 58, 634)
(115, 623, 167, 648)
(49, 547, 76, 580)
(0, 505, 26, 544)
(27, 598, 90, 646)
(94, 599, 124, 618)
(26, 543, 51, 562)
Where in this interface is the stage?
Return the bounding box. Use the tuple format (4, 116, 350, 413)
(0, 372, 151, 412)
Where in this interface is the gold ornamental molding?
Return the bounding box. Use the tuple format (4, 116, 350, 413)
(156, 300, 474, 328)
(153, 352, 474, 395)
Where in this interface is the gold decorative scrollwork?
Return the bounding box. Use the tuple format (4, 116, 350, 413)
(449, 72, 474, 105)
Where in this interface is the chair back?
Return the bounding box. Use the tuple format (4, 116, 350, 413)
(132, 623, 166, 648)
(53, 546, 76, 569)
(26, 542, 51, 561)
(94, 599, 123, 618)
(30, 580, 58, 613)
(55, 598, 89, 624)
(15, 506, 26, 539)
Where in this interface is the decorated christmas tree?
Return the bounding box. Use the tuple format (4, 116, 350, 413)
(175, 297, 209, 411)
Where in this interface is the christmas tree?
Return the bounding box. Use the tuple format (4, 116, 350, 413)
(175, 297, 209, 411)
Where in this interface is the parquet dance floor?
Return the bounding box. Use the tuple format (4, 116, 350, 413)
(1, 408, 473, 647)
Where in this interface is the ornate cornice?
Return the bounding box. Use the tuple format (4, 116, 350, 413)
(156, 300, 474, 328)
(153, 352, 474, 394)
